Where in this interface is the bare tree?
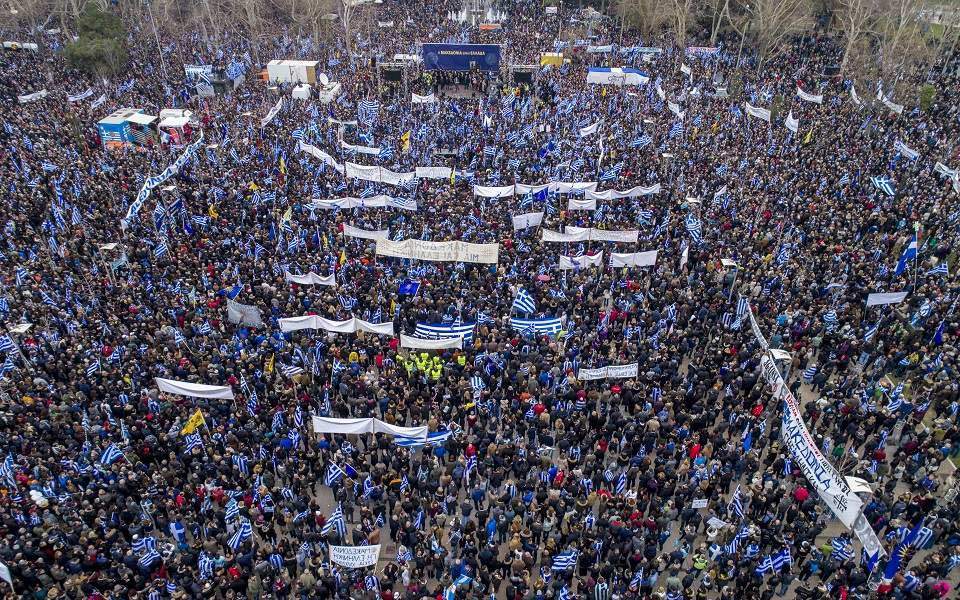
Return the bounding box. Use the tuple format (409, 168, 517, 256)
(728, 0, 814, 70)
(667, 0, 695, 47)
(614, 0, 671, 40)
(874, 0, 930, 92)
(836, 0, 879, 73)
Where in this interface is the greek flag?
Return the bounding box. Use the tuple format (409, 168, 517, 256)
(86, 359, 100, 376)
(471, 376, 486, 392)
(831, 537, 852, 561)
(227, 518, 253, 550)
(616, 471, 627, 495)
(153, 241, 168, 258)
(599, 162, 622, 182)
(321, 503, 346, 538)
(684, 213, 702, 244)
(926, 263, 948, 276)
(414, 321, 476, 343)
(552, 549, 579, 571)
(823, 309, 839, 331)
(728, 485, 744, 520)
(325, 463, 346, 487)
(871, 175, 895, 196)
(232, 455, 249, 476)
(395, 430, 453, 449)
(630, 134, 652, 149)
(509, 317, 562, 335)
(771, 546, 792, 572)
(99, 444, 124, 465)
(138, 548, 161, 569)
(864, 323, 879, 341)
(279, 363, 304, 377)
(183, 432, 204, 453)
(512, 288, 537, 314)
(669, 121, 684, 138)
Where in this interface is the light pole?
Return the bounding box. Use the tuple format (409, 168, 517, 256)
(143, 0, 168, 81)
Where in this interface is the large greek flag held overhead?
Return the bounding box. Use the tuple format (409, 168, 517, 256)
(510, 317, 563, 335)
(414, 322, 476, 343)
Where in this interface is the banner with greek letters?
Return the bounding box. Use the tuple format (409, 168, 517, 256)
(760, 354, 862, 528)
(411, 93, 436, 104)
(579, 122, 601, 137)
(329, 544, 381, 567)
(585, 184, 660, 200)
(17, 90, 48, 103)
(227, 300, 264, 327)
(865, 291, 907, 307)
(122, 131, 205, 228)
(298, 141, 344, 173)
(311, 196, 417, 211)
(415, 166, 451, 179)
(578, 363, 638, 380)
(474, 185, 515, 198)
(342, 224, 389, 241)
(850, 85, 862, 106)
(559, 253, 603, 270)
(878, 90, 904, 114)
(609, 251, 657, 267)
(284, 271, 336, 286)
(261, 98, 283, 127)
(376, 239, 499, 263)
(512, 212, 544, 231)
(745, 102, 771, 122)
(68, 88, 93, 102)
(796, 86, 823, 104)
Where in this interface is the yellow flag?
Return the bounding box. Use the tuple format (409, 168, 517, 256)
(279, 156, 287, 175)
(803, 129, 813, 144)
(390, 298, 396, 316)
(248, 182, 260, 191)
(180, 409, 206, 435)
(265, 353, 275, 374)
(339, 249, 347, 265)
(464, 401, 476, 410)
(400, 130, 411, 152)
(208, 204, 219, 218)
(281, 206, 293, 224)
(449, 170, 456, 185)
(601, 86, 607, 98)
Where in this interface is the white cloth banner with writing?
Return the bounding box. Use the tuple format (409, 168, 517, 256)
(578, 363, 639, 381)
(298, 142, 345, 173)
(226, 300, 264, 327)
(567, 198, 596, 210)
(341, 141, 381, 155)
(17, 90, 48, 103)
(579, 122, 601, 137)
(68, 88, 93, 102)
(415, 166, 451, 179)
(278, 316, 394, 335)
(745, 102, 771, 122)
(609, 251, 658, 268)
(512, 212, 544, 231)
(796, 86, 823, 104)
(411, 93, 436, 104)
(785, 111, 799, 134)
(329, 545, 381, 568)
(893, 141, 919, 161)
(376, 239, 499, 263)
(400, 334, 463, 350)
(155, 377, 234, 400)
(123, 131, 205, 227)
(865, 291, 908, 307)
(473, 185, 515, 198)
(311, 196, 417, 211)
(344, 162, 416, 186)
(760, 355, 862, 528)
(284, 271, 336, 286)
(342, 224, 389, 241)
(585, 184, 660, 200)
(261, 98, 283, 127)
(559, 253, 604, 270)
(878, 89, 904, 114)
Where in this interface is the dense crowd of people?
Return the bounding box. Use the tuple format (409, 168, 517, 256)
(1, 0, 960, 599)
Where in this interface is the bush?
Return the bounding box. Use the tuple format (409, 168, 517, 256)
(919, 84, 936, 112)
(64, 5, 127, 76)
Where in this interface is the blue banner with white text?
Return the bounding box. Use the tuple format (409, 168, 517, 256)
(422, 43, 501, 71)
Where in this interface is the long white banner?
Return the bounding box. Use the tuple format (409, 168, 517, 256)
(123, 131, 205, 228)
(585, 184, 661, 200)
(578, 363, 638, 380)
(312, 417, 427, 439)
(411, 93, 436, 104)
(472, 182, 599, 197)
(330, 545, 381, 568)
(512, 212, 544, 231)
(415, 166, 451, 179)
(261, 98, 283, 127)
(341, 141, 381, 155)
(400, 334, 463, 349)
(796, 86, 823, 104)
(559, 253, 604, 270)
(745, 102, 771, 122)
(284, 271, 336, 286)
(298, 141, 345, 173)
(568, 198, 596, 210)
(376, 239, 499, 264)
(609, 251, 658, 268)
(866, 291, 908, 307)
(311, 196, 417, 211)
(760, 354, 862, 528)
(345, 162, 416, 186)
(278, 316, 394, 335)
(342, 224, 389, 240)
(567, 227, 639, 243)
(155, 377, 234, 399)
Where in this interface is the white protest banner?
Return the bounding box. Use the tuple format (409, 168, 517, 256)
(691, 498, 708, 509)
(577, 363, 638, 380)
(552, 181, 598, 194)
(279, 316, 394, 335)
(298, 141, 345, 173)
(376, 239, 499, 264)
(342, 224, 389, 241)
(656, 83, 666, 100)
(785, 112, 799, 134)
(155, 377, 234, 400)
(878, 89, 904, 114)
(745, 102, 771, 122)
(852, 512, 886, 561)
(707, 517, 728, 529)
(344, 162, 416, 187)
(668, 101, 684, 119)
(515, 183, 550, 195)
(284, 271, 336, 286)
(512, 212, 544, 231)
(261, 98, 283, 127)
(866, 291, 908, 307)
(311, 196, 417, 211)
(0, 560, 10, 591)
(473, 185, 515, 198)
(850, 85, 862, 106)
(760, 354, 863, 528)
(411, 93, 436, 104)
(796, 86, 823, 104)
(341, 141, 381, 155)
(744, 298, 769, 350)
(68, 88, 93, 102)
(559, 253, 604, 270)
(579, 122, 601, 137)
(893, 141, 919, 161)
(565, 227, 639, 243)
(585, 184, 660, 200)
(328, 117, 358, 127)
(609, 251, 658, 268)
(400, 334, 463, 350)
(567, 198, 596, 210)
(415, 166, 451, 179)
(17, 90, 48, 103)
(329, 545, 381, 568)
(312, 418, 426, 440)
(227, 299, 264, 327)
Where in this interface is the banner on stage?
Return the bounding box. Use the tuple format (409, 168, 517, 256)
(422, 43, 501, 71)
